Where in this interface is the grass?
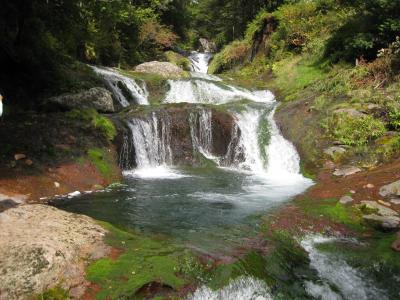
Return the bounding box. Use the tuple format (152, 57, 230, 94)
(66, 109, 116, 141)
(299, 198, 365, 231)
(35, 286, 69, 300)
(87, 148, 115, 180)
(87, 222, 202, 300)
(270, 56, 327, 102)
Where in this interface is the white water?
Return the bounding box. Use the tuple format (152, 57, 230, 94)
(91, 66, 149, 106)
(190, 108, 214, 158)
(189, 52, 213, 74)
(301, 235, 387, 300)
(121, 112, 174, 178)
(188, 276, 272, 300)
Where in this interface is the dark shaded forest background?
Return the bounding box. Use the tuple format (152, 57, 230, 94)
(1, 0, 399, 106)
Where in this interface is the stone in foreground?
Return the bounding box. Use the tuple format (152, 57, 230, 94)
(0, 204, 110, 299)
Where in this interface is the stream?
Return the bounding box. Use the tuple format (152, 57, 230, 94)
(54, 53, 395, 299)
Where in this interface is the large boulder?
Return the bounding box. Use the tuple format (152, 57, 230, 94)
(0, 204, 110, 299)
(48, 87, 114, 113)
(134, 61, 185, 78)
(199, 38, 217, 53)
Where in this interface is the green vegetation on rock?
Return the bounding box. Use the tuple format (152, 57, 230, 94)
(67, 109, 116, 141)
(87, 222, 203, 300)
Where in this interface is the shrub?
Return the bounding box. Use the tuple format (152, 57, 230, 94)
(325, 113, 386, 146)
(208, 40, 250, 74)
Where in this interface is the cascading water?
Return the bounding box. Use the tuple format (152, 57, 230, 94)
(91, 66, 149, 106)
(189, 52, 213, 73)
(121, 112, 176, 178)
(189, 108, 213, 157)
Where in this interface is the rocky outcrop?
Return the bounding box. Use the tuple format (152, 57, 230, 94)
(0, 204, 110, 299)
(134, 61, 185, 78)
(47, 87, 115, 113)
(116, 104, 238, 167)
(199, 38, 217, 53)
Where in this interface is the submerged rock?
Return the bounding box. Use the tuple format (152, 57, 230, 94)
(135, 61, 185, 78)
(333, 166, 361, 177)
(0, 204, 110, 299)
(379, 180, 400, 198)
(47, 87, 114, 113)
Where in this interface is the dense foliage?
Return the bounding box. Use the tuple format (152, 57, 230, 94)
(0, 0, 190, 104)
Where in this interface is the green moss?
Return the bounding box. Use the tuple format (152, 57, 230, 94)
(66, 109, 116, 141)
(35, 286, 69, 300)
(271, 56, 327, 102)
(87, 222, 201, 300)
(300, 198, 365, 231)
(87, 148, 113, 179)
(193, 151, 218, 168)
(164, 51, 191, 71)
(323, 113, 386, 147)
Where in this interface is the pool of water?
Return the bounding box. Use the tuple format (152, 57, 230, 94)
(55, 166, 310, 254)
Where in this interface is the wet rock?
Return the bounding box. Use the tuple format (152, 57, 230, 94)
(391, 232, 400, 251)
(339, 195, 353, 205)
(0, 205, 110, 299)
(363, 214, 400, 230)
(135, 61, 185, 78)
(379, 180, 400, 198)
(333, 108, 365, 117)
(14, 153, 26, 161)
(323, 146, 346, 158)
(47, 87, 114, 113)
(333, 166, 361, 177)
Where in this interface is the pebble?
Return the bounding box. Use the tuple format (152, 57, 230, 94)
(54, 182, 60, 188)
(14, 154, 26, 161)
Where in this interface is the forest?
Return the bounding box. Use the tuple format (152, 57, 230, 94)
(2, 0, 398, 107)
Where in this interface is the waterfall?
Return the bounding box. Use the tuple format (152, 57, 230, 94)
(301, 235, 387, 300)
(189, 108, 213, 157)
(189, 52, 213, 73)
(121, 112, 172, 173)
(91, 66, 149, 107)
(164, 79, 274, 104)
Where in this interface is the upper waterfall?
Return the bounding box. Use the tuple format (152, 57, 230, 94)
(91, 66, 149, 107)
